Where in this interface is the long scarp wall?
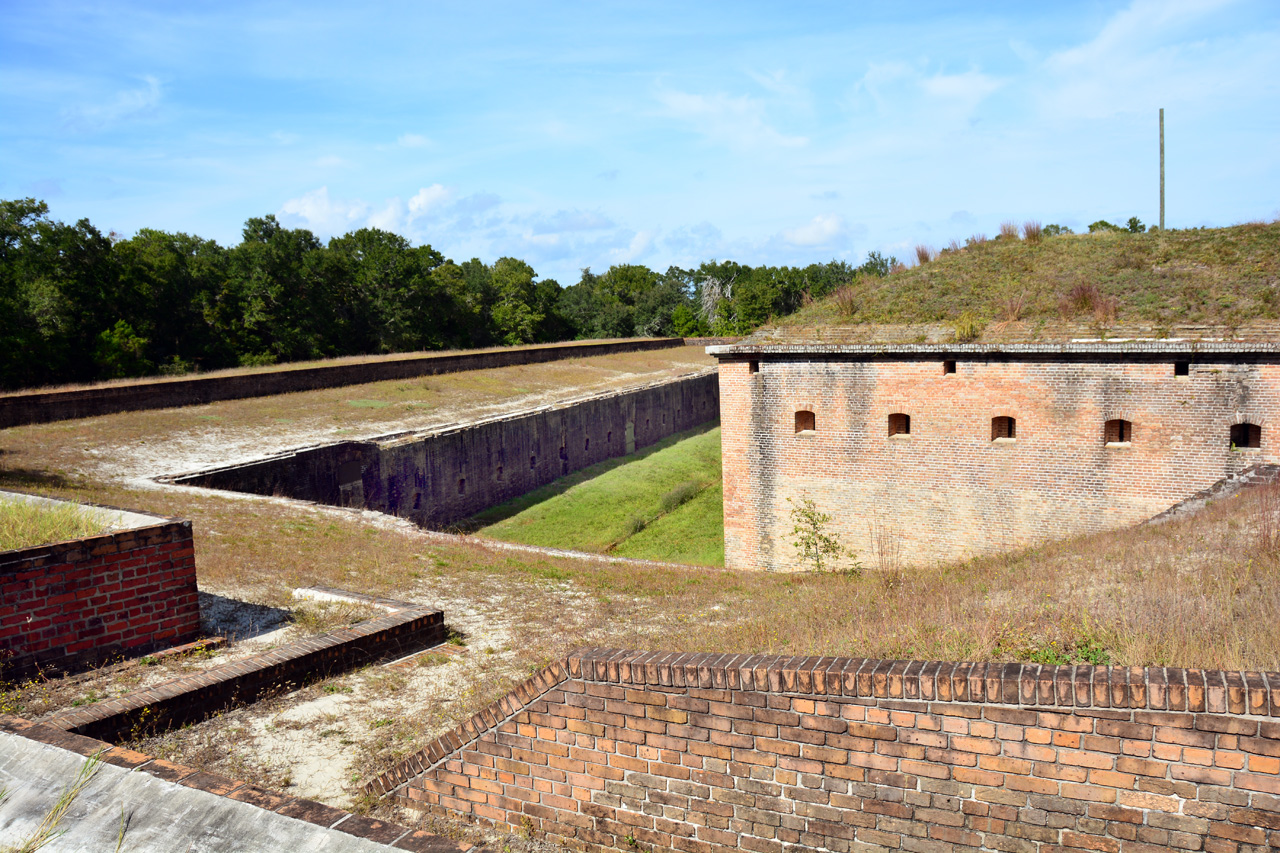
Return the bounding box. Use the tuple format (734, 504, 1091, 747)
(372, 649, 1280, 853)
(169, 371, 720, 530)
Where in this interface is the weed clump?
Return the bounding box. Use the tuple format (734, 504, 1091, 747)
(0, 500, 110, 552)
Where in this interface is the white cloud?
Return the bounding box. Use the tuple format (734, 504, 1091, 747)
(530, 209, 614, 234)
(1038, 0, 1268, 120)
(920, 70, 1004, 113)
(782, 214, 846, 247)
(609, 230, 657, 263)
(313, 155, 346, 167)
(62, 75, 162, 132)
(397, 133, 430, 148)
(407, 184, 452, 218)
(278, 186, 369, 235)
(656, 88, 807, 150)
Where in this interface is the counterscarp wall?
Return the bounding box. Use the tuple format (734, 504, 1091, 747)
(0, 337, 684, 429)
(0, 499, 199, 679)
(170, 371, 719, 530)
(373, 649, 1280, 853)
(713, 345, 1280, 571)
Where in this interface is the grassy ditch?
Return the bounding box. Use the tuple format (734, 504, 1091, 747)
(0, 498, 109, 551)
(467, 423, 724, 565)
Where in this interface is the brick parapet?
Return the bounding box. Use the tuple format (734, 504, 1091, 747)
(382, 648, 1280, 853)
(0, 337, 685, 428)
(0, 510, 199, 679)
(0, 714, 470, 851)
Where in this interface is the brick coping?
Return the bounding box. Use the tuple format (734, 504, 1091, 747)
(41, 595, 445, 741)
(368, 647, 1280, 801)
(709, 340, 1280, 356)
(0, 714, 470, 852)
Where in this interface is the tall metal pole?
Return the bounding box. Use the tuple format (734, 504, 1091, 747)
(1159, 108, 1165, 231)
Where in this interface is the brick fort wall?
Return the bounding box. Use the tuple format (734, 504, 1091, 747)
(172, 371, 719, 530)
(372, 649, 1280, 853)
(0, 514, 199, 679)
(714, 346, 1280, 571)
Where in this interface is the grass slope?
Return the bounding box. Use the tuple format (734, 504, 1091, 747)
(781, 222, 1280, 333)
(470, 424, 723, 565)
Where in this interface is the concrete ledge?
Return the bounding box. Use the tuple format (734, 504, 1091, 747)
(42, 597, 445, 742)
(0, 338, 683, 428)
(0, 716, 471, 851)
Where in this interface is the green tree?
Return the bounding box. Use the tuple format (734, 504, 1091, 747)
(490, 257, 542, 345)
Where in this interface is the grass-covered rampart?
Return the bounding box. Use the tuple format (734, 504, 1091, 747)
(779, 221, 1280, 335)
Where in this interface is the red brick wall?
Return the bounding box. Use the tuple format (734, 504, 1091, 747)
(718, 356, 1280, 571)
(374, 650, 1280, 853)
(0, 519, 199, 678)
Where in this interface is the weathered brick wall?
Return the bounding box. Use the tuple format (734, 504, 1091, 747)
(173, 371, 720, 530)
(374, 649, 1280, 853)
(0, 337, 684, 428)
(0, 518, 199, 678)
(716, 351, 1280, 571)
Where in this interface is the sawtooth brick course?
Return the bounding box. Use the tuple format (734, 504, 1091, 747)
(376, 649, 1280, 853)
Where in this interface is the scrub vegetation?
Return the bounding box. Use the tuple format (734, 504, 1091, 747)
(781, 220, 1280, 335)
(0, 498, 108, 552)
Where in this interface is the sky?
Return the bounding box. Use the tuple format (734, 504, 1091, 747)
(2, 0, 1278, 284)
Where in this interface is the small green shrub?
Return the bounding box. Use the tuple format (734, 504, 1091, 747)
(952, 311, 984, 343)
(660, 480, 702, 514)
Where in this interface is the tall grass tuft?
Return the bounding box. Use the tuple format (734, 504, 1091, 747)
(833, 284, 858, 318)
(1022, 221, 1043, 243)
(0, 500, 110, 552)
(952, 311, 984, 343)
(1000, 292, 1028, 323)
(999, 221, 1020, 240)
(660, 480, 703, 514)
(914, 245, 934, 265)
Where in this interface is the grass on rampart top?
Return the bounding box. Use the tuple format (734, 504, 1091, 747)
(779, 221, 1280, 333)
(0, 499, 109, 551)
(467, 424, 724, 566)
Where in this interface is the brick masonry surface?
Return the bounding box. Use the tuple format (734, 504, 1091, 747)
(0, 515, 199, 679)
(0, 337, 683, 429)
(375, 648, 1280, 853)
(0, 715, 470, 852)
(170, 371, 720, 531)
(711, 344, 1280, 571)
(43, 596, 445, 743)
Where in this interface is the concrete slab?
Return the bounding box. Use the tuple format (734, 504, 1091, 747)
(0, 732, 404, 852)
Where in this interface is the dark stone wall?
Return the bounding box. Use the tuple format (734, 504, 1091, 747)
(0, 338, 684, 429)
(171, 372, 720, 529)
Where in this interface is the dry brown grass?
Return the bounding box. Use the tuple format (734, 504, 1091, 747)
(1023, 221, 1043, 244)
(5, 348, 1280, 823)
(914, 245, 934, 265)
(999, 221, 1020, 240)
(833, 284, 858, 318)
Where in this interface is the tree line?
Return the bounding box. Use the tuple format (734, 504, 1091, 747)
(0, 198, 893, 390)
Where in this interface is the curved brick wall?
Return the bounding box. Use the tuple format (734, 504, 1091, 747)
(711, 343, 1280, 570)
(372, 649, 1280, 853)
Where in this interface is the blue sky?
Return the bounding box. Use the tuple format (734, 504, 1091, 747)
(3, 0, 1278, 284)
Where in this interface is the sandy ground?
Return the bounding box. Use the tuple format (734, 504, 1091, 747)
(4, 347, 723, 846)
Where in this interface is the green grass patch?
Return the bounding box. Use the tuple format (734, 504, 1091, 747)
(470, 423, 724, 565)
(0, 499, 110, 551)
(614, 482, 724, 566)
